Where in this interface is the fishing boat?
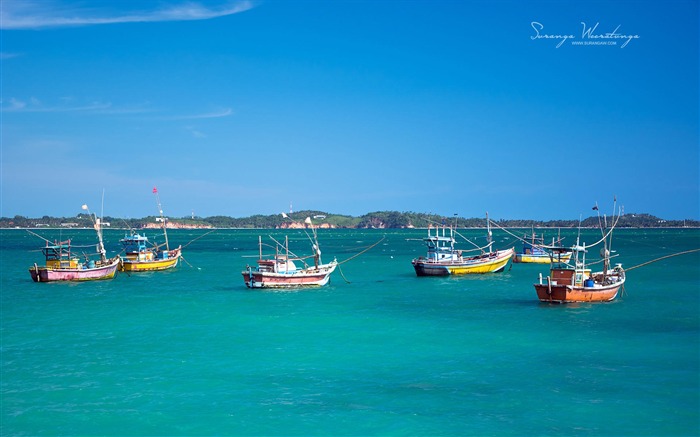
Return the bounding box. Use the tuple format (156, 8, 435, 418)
(411, 215, 515, 276)
(119, 187, 181, 272)
(513, 231, 572, 264)
(118, 233, 181, 272)
(29, 204, 120, 282)
(535, 201, 626, 303)
(243, 217, 338, 288)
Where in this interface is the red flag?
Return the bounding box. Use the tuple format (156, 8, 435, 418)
(152, 187, 158, 194)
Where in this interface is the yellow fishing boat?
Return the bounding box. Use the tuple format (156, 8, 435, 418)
(411, 213, 514, 276)
(119, 233, 181, 272)
(119, 186, 182, 272)
(514, 232, 572, 264)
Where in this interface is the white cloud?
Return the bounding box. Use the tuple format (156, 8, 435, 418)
(186, 126, 208, 138)
(0, 98, 232, 121)
(0, 97, 169, 116)
(171, 108, 234, 120)
(0, 0, 255, 30)
(0, 97, 113, 113)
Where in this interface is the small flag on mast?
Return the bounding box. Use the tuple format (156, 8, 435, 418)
(152, 187, 158, 194)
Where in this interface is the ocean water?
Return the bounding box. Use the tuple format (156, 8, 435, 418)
(1, 227, 699, 436)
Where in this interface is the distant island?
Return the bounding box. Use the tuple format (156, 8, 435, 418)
(1, 210, 697, 229)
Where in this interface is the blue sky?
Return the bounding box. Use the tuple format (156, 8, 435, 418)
(1, 0, 698, 221)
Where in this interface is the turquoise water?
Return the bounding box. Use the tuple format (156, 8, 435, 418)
(2, 228, 699, 436)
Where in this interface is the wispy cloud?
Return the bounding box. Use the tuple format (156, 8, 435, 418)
(1, 98, 233, 120)
(0, 52, 22, 60)
(186, 126, 208, 138)
(0, 98, 168, 117)
(1, 0, 254, 30)
(170, 108, 234, 120)
(1, 97, 114, 113)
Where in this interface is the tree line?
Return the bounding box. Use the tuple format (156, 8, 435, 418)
(1, 211, 697, 229)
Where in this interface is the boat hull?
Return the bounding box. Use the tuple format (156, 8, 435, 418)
(243, 263, 337, 288)
(534, 270, 625, 303)
(514, 252, 572, 264)
(534, 282, 622, 303)
(29, 258, 120, 282)
(119, 249, 181, 272)
(412, 248, 514, 276)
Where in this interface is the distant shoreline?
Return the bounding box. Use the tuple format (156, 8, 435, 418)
(2, 211, 698, 230)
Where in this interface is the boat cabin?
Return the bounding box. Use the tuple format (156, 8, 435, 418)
(43, 240, 80, 269)
(521, 233, 546, 256)
(550, 267, 592, 287)
(257, 257, 298, 273)
(522, 240, 546, 256)
(120, 234, 156, 261)
(424, 235, 460, 262)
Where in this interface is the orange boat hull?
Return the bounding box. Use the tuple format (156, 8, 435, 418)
(534, 283, 622, 303)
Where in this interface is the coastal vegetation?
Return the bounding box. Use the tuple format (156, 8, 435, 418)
(1, 211, 696, 229)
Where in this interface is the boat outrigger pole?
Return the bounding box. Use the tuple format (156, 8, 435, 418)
(82, 203, 107, 262)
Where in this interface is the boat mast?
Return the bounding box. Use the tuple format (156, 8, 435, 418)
(573, 215, 583, 272)
(486, 212, 493, 253)
(153, 187, 170, 251)
(601, 197, 619, 277)
(305, 217, 321, 267)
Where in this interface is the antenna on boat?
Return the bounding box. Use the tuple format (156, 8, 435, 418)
(82, 203, 106, 262)
(153, 186, 170, 251)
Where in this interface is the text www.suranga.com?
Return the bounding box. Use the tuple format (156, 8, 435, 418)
(571, 40, 617, 46)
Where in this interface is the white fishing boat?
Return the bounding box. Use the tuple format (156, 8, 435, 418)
(243, 217, 338, 288)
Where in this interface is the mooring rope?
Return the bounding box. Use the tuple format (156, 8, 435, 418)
(488, 220, 570, 251)
(25, 229, 54, 244)
(337, 236, 386, 265)
(337, 263, 351, 284)
(625, 248, 700, 271)
(180, 254, 198, 270)
(181, 229, 217, 249)
(330, 236, 386, 283)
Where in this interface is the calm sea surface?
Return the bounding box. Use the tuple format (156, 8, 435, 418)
(2, 228, 699, 436)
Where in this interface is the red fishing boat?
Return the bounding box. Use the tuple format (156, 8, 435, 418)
(534, 247, 625, 302)
(535, 200, 626, 303)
